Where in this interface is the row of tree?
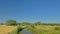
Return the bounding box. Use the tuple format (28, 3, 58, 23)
(0, 19, 60, 26)
(0, 20, 40, 26)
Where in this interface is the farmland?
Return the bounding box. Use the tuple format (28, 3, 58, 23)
(0, 20, 60, 34)
(28, 25, 60, 34)
(0, 24, 60, 34)
(0, 25, 16, 34)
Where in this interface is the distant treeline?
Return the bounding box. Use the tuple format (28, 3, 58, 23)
(0, 19, 60, 26)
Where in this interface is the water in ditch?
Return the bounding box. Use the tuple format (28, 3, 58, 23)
(19, 29, 36, 34)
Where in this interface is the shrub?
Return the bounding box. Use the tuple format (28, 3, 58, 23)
(34, 22, 41, 26)
(0, 23, 4, 25)
(54, 27, 60, 30)
(31, 25, 35, 28)
(11, 26, 18, 34)
(11, 25, 24, 34)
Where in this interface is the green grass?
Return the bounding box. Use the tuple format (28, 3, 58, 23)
(8, 25, 60, 34)
(43, 30, 60, 34)
(28, 26, 60, 34)
(11, 26, 19, 34)
(32, 29, 60, 34)
(10, 25, 25, 34)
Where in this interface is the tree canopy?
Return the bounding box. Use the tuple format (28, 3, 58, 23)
(6, 19, 16, 26)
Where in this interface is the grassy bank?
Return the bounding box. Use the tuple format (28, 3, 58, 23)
(28, 25, 60, 34)
(0, 24, 60, 34)
(0, 25, 24, 34)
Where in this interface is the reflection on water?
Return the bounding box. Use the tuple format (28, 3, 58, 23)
(20, 29, 36, 34)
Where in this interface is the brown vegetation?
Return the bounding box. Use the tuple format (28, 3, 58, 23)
(0, 25, 16, 34)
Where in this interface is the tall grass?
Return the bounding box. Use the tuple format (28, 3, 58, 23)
(10, 25, 24, 34)
(8, 25, 21, 34)
(10, 26, 19, 34)
(28, 25, 60, 34)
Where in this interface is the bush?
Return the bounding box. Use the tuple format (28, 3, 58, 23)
(11, 26, 18, 34)
(11, 25, 24, 34)
(54, 27, 60, 30)
(34, 22, 41, 25)
(31, 25, 35, 28)
(0, 23, 4, 25)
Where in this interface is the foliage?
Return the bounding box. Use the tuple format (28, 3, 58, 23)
(31, 25, 35, 28)
(16, 23, 21, 25)
(5, 20, 16, 26)
(34, 22, 41, 25)
(0, 23, 4, 25)
(54, 27, 60, 30)
(11, 26, 19, 34)
(21, 22, 31, 25)
(11, 25, 24, 34)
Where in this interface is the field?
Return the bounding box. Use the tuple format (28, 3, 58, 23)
(35, 25, 58, 31)
(0, 25, 16, 34)
(28, 25, 60, 34)
(0, 24, 60, 34)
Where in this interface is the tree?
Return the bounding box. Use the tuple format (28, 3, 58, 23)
(16, 22, 21, 25)
(5, 20, 16, 26)
(34, 22, 41, 25)
(0, 23, 4, 25)
(22, 22, 31, 25)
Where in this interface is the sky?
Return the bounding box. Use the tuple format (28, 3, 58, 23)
(0, 0, 60, 23)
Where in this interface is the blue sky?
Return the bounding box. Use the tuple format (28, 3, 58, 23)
(0, 0, 60, 23)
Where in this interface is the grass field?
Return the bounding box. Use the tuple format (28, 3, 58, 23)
(0, 25, 16, 34)
(35, 25, 58, 30)
(28, 25, 60, 34)
(0, 25, 60, 34)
